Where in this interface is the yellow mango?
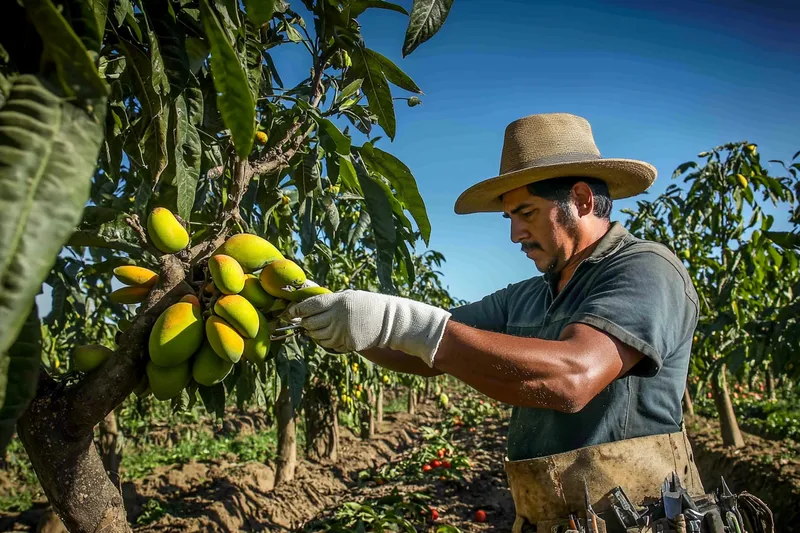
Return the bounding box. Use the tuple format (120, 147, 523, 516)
(243, 310, 272, 364)
(240, 274, 275, 309)
(208, 254, 246, 295)
(259, 259, 307, 299)
(255, 131, 268, 144)
(110, 286, 150, 304)
(73, 344, 113, 372)
(192, 343, 234, 386)
(146, 360, 191, 401)
(113, 265, 158, 287)
(181, 294, 201, 307)
(205, 315, 244, 363)
(147, 207, 189, 254)
(213, 234, 283, 272)
(288, 285, 333, 302)
(214, 295, 259, 339)
(148, 302, 204, 367)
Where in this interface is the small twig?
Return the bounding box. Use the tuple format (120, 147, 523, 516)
(125, 215, 163, 258)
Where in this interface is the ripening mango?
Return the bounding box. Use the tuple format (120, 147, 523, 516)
(214, 295, 259, 339)
(146, 359, 191, 401)
(259, 259, 307, 299)
(192, 343, 234, 386)
(213, 234, 283, 272)
(255, 131, 269, 144)
(208, 254, 246, 295)
(148, 302, 204, 367)
(181, 294, 201, 307)
(147, 208, 189, 254)
(240, 274, 275, 309)
(73, 344, 113, 372)
(110, 286, 150, 305)
(243, 310, 272, 364)
(206, 315, 244, 363)
(288, 285, 333, 302)
(113, 265, 158, 287)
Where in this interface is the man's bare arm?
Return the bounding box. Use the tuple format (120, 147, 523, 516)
(433, 320, 644, 412)
(359, 347, 444, 377)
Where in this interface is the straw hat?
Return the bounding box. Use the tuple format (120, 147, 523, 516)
(454, 113, 657, 214)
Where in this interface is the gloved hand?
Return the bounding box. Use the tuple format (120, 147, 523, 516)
(285, 290, 451, 367)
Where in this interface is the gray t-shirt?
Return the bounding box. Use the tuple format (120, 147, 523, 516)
(449, 222, 699, 461)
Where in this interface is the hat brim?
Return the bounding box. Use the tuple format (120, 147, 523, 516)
(454, 158, 657, 215)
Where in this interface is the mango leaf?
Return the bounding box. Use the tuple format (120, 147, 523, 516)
(198, 382, 226, 419)
(173, 94, 202, 221)
(235, 359, 257, 408)
(364, 48, 421, 93)
(243, 0, 274, 25)
(24, 0, 108, 98)
(347, 209, 371, 250)
(335, 78, 363, 105)
(201, 0, 256, 159)
(359, 147, 430, 245)
(0, 302, 42, 453)
(402, 0, 453, 57)
(112, 0, 132, 26)
(348, 0, 408, 17)
(350, 47, 395, 140)
(299, 198, 316, 255)
(295, 149, 321, 198)
(277, 336, 306, 411)
(244, 21, 264, 101)
(143, 0, 191, 93)
(318, 118, 351, 156)
(356, 162, 396, 292)
(764, 231, 800, 250)
(62, 0, 109, 53)
(338, 155, 363, 195)
(0, 75, 105, 363)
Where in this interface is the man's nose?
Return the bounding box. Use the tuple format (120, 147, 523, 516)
(510, 219, 530, 244)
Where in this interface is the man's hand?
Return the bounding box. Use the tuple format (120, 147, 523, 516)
(285, 290, 451, 367)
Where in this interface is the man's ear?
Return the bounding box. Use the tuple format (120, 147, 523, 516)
(572, 182, 594, 217)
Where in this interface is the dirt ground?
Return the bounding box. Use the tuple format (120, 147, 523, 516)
(1, 397, 798, 532)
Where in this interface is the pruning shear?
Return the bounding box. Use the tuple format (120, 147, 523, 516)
(270, 318, 303, 341)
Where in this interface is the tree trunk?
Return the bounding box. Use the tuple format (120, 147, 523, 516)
(303, 383, 338, 463)
(423, 379, 430, 403)
(766, 366, 776, 401)
(18, 372, 132, 533)
(407, 387, 417, 415)
(376, 385, 384, 426)
(275, 385, 297, 484)
(98, 410, 122, 491)
(359, 387, 375, 439)
(683, 384, 695, 417)
(712, 364, 745, 448)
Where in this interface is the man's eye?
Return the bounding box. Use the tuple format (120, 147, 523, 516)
(522, 210, 534, 218)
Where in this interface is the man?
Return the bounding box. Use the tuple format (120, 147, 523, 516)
(288, 113, 704, 530)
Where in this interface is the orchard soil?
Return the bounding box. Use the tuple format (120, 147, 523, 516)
(1, 392, 799, 532)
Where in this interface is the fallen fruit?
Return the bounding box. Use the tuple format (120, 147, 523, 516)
(430, 508, 439, 521)
(73, 344, 113, 372)
(475, 510, 487, 522)
(431, 459, 442, 468)
(113, 265, 158, 287)
(422, 464, 432, 472)
(147, 207, 189, 254)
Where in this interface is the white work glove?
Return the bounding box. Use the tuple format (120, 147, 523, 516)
(285, 289, 451, 367)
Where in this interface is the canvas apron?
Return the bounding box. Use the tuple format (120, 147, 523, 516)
(504, 429, 704, 533)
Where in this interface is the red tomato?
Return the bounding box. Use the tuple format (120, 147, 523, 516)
(437, 448, 446, 458)
(422, 464, 432, 472)
(442, 460, 451, 469)
(475, 509, 487, 522)
(431, 459, 442, 468)
(431, 508, 439, 521)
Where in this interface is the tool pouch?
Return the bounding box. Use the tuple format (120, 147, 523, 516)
(504, 429, 704, 533)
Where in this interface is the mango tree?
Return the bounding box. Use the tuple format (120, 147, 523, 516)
(0, 0, 457, 530)
(623, 141, 795, 447)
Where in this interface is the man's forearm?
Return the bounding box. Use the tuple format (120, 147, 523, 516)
(358, 347, 444, 378)
(432, 320, 629, 412)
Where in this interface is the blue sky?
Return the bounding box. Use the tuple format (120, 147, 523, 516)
(278, 0, 800, 303)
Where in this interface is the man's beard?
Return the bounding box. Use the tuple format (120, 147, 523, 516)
(522, 205, 580, 274)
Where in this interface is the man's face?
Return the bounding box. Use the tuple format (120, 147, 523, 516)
(502, 185, 579, 274)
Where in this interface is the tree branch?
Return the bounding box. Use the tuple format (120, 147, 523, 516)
(62, 254, 191, 438)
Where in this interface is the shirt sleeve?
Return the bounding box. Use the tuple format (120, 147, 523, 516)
(448, 286, 509, 333)
(568, 250, 699, 377)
